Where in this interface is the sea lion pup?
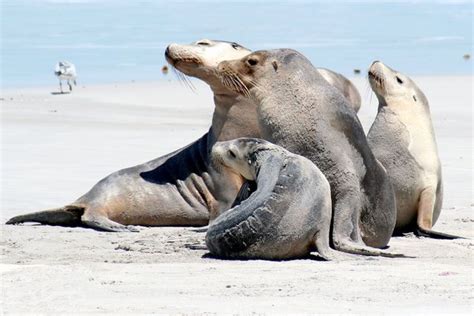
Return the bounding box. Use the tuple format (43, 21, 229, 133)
(6, 39, 256, 232)
(217, 49, 400, 257)
(206, 138, 338, 260)
(317, 68, 362, 112)
(366, 61, 462, 239)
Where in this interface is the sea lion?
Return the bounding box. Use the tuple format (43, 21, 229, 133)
(217, 49, 398, 256)
(6, 39, 257, 231)
(317, 68, 361, 112)
(206, 138, 338, 260)
(366, 61, 461, 239)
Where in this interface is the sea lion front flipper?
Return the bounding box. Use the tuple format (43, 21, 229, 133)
(415, 227, 464, 239)
(416, 188, 464, 239)
(188, 225, 209, 233)
(231, 180, 257, 207)
(313, 229, 345, 261)
(333, 237, 410, 258)
(81, 213, 139, 232)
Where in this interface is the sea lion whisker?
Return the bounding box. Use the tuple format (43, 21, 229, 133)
(233, 74, 251, 98)
(219, 73, 233, 91)
(230, 74, 247, 97)
(226, 74, 241, 94)
(249, 79, 266, 93)
(173, 67, 196, 92)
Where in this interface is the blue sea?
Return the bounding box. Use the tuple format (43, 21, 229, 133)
(1, 0, 472, 88)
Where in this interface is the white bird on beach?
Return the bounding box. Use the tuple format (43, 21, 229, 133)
(54, 61, 77, 93)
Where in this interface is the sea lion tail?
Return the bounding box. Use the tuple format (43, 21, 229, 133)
(5, 205, 84, 227)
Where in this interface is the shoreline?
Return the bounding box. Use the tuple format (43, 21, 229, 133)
(2, 73, 472, 91)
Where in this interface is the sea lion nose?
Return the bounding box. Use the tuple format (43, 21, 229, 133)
(165, 43, 178, 58)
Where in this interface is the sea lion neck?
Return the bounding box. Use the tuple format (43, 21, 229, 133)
(211, 93, 260, 142)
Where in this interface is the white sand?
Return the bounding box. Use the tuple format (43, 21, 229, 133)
(1, 77, 472, 314)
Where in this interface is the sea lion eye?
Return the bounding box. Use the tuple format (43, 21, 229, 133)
(396, 76, 403, 84)
(231, 42, 240, 49)
(247, 58, 258, 66)
(197, 41, 210, 46)
(413, 95, 417, 102)
(228, 150, 237, 159)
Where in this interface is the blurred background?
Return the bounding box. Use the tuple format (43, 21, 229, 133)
(1, 0, 472, 88)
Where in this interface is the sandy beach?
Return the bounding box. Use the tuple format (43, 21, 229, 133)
(1, 76, 472, 314)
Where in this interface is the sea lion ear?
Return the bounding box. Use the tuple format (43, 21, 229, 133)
(272, 60, 278, 72)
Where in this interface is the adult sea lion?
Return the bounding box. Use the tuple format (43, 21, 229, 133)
(6, 39, 257, 231)
(217, 49, 398, 256)
(366, 61, 461, 239)
(206, 138, 337, 260)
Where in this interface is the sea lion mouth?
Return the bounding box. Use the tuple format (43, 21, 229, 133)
(368, 70, 385, 90)
(167, 56, 202, 67)
(164, 51, 200, 90)
(165, 46, 203, 67)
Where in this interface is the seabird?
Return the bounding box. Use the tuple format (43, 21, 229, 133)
(54, 61, 77, 93)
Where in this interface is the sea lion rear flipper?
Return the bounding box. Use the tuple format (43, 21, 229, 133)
(6, 205, 83, 226)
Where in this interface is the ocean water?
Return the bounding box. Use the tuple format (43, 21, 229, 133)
(1, 0, 472, 88)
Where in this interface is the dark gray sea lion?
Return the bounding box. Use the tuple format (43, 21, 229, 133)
(217, 49, 399, 256)
(6, 40, 257, 231)
(366, 61, 462, 239)
(206, 138, 337, 260)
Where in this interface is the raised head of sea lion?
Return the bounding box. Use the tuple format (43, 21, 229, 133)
(366, 61, 462, 239)
(216, 49, 399, 257)
(6, 40, 258, 231)
(206, 138, 339, 260)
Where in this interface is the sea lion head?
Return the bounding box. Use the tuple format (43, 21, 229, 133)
(211, 138, 274, 180)
(165, 39, 251, 87)
(368, 61, 428, 109)
(216, 49, 316, 98)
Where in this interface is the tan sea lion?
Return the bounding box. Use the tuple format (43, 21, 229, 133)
(6, 40, 256, 231)
(217, 49, 400, 257)
(367, 61, 462, 239)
